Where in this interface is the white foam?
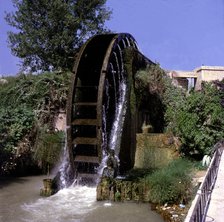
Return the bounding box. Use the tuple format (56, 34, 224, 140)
(21, 186, 97, 222)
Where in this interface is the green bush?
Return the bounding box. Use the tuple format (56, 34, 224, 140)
(126, 168, 154, 181)
(145, 158, 193, 204)
(0, 105, 34, 152)
(34, 128, 64, 174)
(0, 72, 71, 110)
(0, 72, 71, 175)
(165, 83, 224, 158)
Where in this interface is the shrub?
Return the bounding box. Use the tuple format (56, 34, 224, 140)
(166, 83, 224, 158)
(145, 158, 193, 204)
(34, 127, 64, 174)
(0, 72, 71, 175)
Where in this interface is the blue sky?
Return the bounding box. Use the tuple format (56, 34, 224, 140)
(1, 0, 224, 76)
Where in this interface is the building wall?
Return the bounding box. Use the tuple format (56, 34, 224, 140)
(195, 66, 224, 90)
(169, 66, 224, 91)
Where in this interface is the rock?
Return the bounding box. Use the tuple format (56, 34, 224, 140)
(40, 178, 54, 196)
(40, 188, 54, 197)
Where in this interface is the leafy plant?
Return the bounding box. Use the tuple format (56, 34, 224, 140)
(134, 64, 167, 132)
(135, 63, 167, 104)
(34, 127, 64, 174)
(165, 82, 224, 158)
(145, 158, 193, 204)
(0, 105, 34, 174)
(0, 71, 71, 175)
(0, 106, 34, 151)
(126, 168, 154, 181)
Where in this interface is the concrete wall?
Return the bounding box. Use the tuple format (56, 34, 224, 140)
(169, 66, 224, 91)
(134, 133, 178, 169)
(195, 66, 224, 90)
(168, 70, 197, 90)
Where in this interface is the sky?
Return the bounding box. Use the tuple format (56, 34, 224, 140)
(1, 0, 224, 76)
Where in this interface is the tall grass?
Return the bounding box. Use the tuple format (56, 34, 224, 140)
(145, 158, 193, 204)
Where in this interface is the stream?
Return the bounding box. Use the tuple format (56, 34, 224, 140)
(0, 175, 164, 222)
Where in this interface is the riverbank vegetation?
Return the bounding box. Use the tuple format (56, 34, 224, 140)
(0, 72, 71, 175)
(144, 159, 193, 205)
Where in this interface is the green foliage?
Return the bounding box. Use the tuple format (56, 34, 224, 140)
(0, 72, 71, 110)
(0, 105, 34, 173)
(213, 79, 224, 106)
(135, 63, 167, 102)
(145, 158, 193, 204)
(0, 72, 71, 175)
(165, 83, 224, 157)
(135, 64, 167, 132)
(126, 168, 154, 181)
(5, 0, 111, 72)
(162, 77, 186, 128)
(34, 128, 64, 173)
(0, 106, 34, 152)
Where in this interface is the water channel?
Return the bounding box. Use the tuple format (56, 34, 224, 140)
(0, 175, 164, 222)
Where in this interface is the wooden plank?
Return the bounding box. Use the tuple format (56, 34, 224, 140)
(74, 155, 99, 163)
(75, 86, 98, 89)
(73, 137, 98, 145)
(72, 119, 97, 126)
(74, 102, 97, 106)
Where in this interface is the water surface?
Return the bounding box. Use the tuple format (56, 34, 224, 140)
(0, 176, 164, 222)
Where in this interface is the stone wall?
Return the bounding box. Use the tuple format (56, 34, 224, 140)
(134, 133, 177, 169)
(97, 178, 150, 202)
(96, 133, 178, 202)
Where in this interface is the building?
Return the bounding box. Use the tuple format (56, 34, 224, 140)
(168, 66, 224, 91)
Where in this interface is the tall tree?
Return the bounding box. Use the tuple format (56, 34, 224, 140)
(5, 0, 111, 72)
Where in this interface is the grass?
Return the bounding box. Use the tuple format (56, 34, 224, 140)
(144, 158, 193, 205)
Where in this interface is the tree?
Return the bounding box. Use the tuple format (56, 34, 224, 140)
(5, 0, 111, 72)
(165, 82, 224, 158)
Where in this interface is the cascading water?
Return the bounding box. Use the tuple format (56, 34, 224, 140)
(55, 128, 73, 189)
(98, 49, 128, 175)
(108, 74, 127, 155)
(108, 47, 127, 155)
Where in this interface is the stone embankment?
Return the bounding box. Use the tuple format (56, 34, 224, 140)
(97, 169, 205, 222)
(97, 177, 150, 202)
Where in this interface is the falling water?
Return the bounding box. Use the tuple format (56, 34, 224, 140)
(108, 49, 127, 155)
(98, 49, 128, 175)
(56, 128, 73, 188)
(108, 78, 127, 154)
